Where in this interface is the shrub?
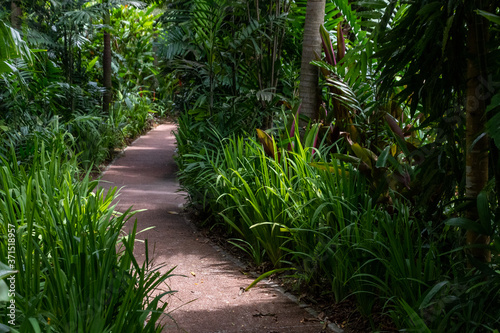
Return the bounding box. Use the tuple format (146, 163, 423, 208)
(0, 142, 175, 332)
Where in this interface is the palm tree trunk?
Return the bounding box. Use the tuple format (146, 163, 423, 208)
(465, 4, 490, 263)
(298, 0, 325, 125)
(103, 5, 112, 114)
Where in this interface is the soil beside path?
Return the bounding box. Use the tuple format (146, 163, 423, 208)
(98, 123, 334, 333)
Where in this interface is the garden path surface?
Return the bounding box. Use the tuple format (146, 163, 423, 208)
(98, 123, 332, 333)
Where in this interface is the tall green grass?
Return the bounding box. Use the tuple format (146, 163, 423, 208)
(0, 143, 175, 332)
(175, 114, 500, 331)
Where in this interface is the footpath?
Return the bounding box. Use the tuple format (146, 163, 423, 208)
(99, 123, 331, 333)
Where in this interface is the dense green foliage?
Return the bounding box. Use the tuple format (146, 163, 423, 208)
(176, 114, 500, 330)
(0, 143, 174, 332)
(0, 1, 164, 169)
(174, 0, 500, 331)
(1, 0, 499, 332)
(159, 0, 300, 129)
(0, 2, 175, 331)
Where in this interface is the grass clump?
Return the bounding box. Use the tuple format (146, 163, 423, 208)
(0, 141, 175, 332)
(175, 113, 500, 332)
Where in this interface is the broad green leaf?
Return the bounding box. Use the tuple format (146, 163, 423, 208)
(332, 153, 361, 164)
(419, 280, 449, 309)
(0, 323, 11, 333)
(245, 268, 295, 292)
(486, 93, 500, 149)
(477, 191, 492, 235)
(399, 299, 431, 332)
(304, 123, 321, 150)
(445, 217, 488, 234)
(309, 162, 349, 176)
(477, 9, 500, 25)
(0, 280, 9, 302)
(86, 56, 99, 73)
(0, 262, 16, 280)
(28, 318, 41, 333)
(351, 143, 372, 169)
(486, 93, 500, 113)
(376, 146, 391, 168)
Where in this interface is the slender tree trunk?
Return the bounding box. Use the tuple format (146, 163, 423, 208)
(465, 4, 490, 263)
(10, 1, 22, 30)
(298, 0, 325, 125)
(103, 5, 112, 113)
(152, 33, 160, 91)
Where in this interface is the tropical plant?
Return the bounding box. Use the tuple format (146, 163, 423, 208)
(159, 0, 294, 130)
(374, 0, 499, 262)
(0, 17, 31, 75)
(0, 142, 175, 332)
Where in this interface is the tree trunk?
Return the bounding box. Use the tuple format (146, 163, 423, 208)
(102, 6, 112, 114)
(10, 1, 22, 30)
(465, 4, 490, 263)
(298, 0, 325, 125)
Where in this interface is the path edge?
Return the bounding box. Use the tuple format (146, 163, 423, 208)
(180, 211, 344, 333)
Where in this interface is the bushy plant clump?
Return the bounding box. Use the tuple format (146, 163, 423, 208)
(175, 113, 500, 331)
(0, 139, 175, 332)
(0, 2, 168, 171)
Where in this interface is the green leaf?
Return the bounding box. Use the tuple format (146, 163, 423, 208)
(486, 113, 500, 149)
(445, 217, 487, 234)
(331, 0, 361, 36)
(399, 299, 431, 332)
(0, 262, 16, 280)
(360, 50, 367, 79)
(304, 123, 321, 150)
(486, 93, 500, 113)
(245, 268, 295, 292)
(0, 280, 9, 302)
(351, 143, 372, 169)
(86, 56, 99, 73)
(332, 153, 361, 165)
(486, 93, 500, 149)
(309, 162, 349, 176)
(0, 323, 12, 333)
(477, 9, 500, 25)
(28, 318, 41, 333)
(419, 280, 449, 309)
(376, 146, 391, 168)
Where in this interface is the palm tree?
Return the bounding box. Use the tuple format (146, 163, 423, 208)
(376, 0, 497, 263)
(464, 1, 492, 263)
(298, 0, 325, 124)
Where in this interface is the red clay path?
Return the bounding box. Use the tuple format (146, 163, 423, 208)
(98, 123, 341, 333)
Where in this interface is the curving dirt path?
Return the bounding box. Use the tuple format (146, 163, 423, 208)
(98, 123, 335, 333)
